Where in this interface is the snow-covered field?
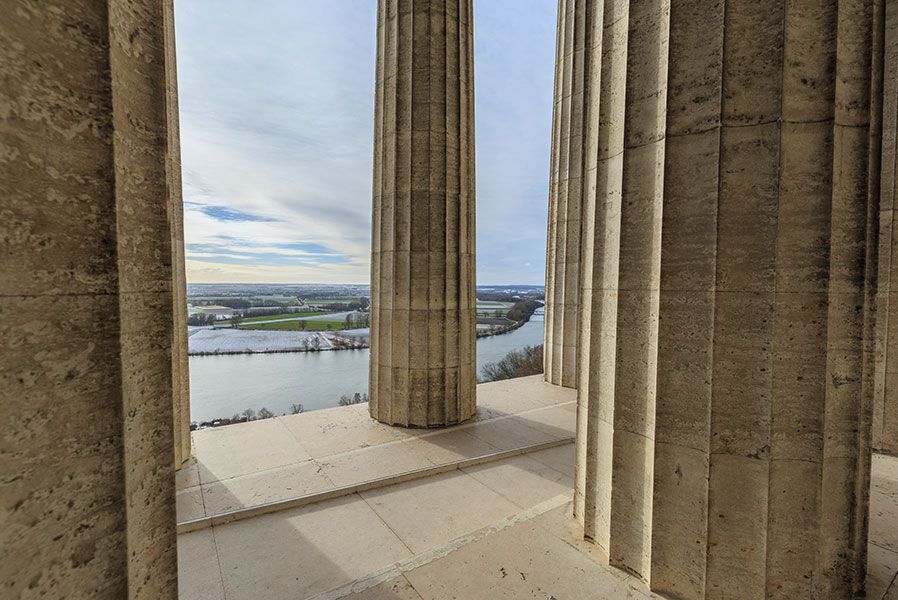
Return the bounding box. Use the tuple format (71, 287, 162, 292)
(336, 328, 369, 338)
(188, 329, 332, 354)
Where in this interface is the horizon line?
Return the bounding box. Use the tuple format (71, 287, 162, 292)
(186, 281, 546, 287)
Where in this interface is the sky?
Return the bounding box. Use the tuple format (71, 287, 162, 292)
(175, 1, 556, 286)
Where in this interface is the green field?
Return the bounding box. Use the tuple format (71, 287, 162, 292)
(476, 301, 515, 308)
(302, 297, 362, 304)
(239, 319, 367, 332)
(476, 302, 514, 317)
(189, 295, 301, 304)
(223, 311, 334, 325)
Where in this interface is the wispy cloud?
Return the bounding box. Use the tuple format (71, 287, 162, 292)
(188, 203, 280, 223)
(185, 239, 356, 270)
(175, 0, 555, 285)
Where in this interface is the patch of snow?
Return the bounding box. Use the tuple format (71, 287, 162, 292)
(188, 329, 326, 354)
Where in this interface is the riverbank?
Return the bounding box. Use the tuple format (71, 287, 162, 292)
(188, 329, 334, 355)
(187, 325, 516, 356)
(188, 312, 536, 356)
(189, 315, 546, 422)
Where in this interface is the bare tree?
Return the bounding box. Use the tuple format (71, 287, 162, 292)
(339, 392, 368, 406)
(290, 403, 304, 415)
(258, 407, 275, 419)
(479, 345, 544, 383)
(242, 408, 256, 421)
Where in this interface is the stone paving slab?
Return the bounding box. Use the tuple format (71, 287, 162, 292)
(178, 444, 577, 600)
(177, 376, 576, 521)
(177, 375, 898, 600)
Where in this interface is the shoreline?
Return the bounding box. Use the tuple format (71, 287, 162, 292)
(188, 346, 357, 357)
(188, 319, 531, 357)
(188, 302, 542, 357)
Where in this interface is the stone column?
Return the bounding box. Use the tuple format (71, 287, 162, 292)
(369, 0, 477, 427)
(1, 1, 179, 598)
(163, 0, 190, 468)
(575, 0, 630, 550)
(575, 0, 669, 577)
(164, 0, 191, 468)
(875, 0, 898, 457)
(571, 0, 881, 597)
(544, 0, 588, 389)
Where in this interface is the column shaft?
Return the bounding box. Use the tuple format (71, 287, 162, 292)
(369, 0, 477, 427)
(545, 0, 588, 389)
(650, 0, 723, 595)
(875, 0, 898, 456)
(576, 0, 627, 538)
(1, 1, 179, 597)
(569, 0, 881, 597)
(164, 0, 191, 468)
(607, 0, 669, 577)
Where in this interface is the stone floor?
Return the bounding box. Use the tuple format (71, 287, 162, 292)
(176, 376, 576, 523)
(177, 376, 898, 600)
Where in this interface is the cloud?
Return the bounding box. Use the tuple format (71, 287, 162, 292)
(175, 0, 555, 285)
(189, 203, 280, 223)
(184, 239, 356, 271)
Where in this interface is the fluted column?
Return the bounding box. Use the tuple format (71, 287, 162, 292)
(575, 0, 630, 551)
(1, 1, 179, 597)
(649, 0, 724, 594)
(369, 0, 477, 427)
(571, 0, 881, 597)
(875, 0, 898, 457)
(164, 0, 191, 468)
(544, 0, 588, 389)
(575, 0, 669, 578)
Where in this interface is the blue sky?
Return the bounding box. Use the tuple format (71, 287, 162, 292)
(175, 1, 556, 285)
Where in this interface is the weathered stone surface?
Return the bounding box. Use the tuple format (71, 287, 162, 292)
(545, 0, 588, 389)
(575, 0, 628, 543)
(369, 0, 477, 427)
(875, 0, 898, 457)
(164, 0, 191, 467)
(566, 0, 881, 597)
(1, 1, 179, 598)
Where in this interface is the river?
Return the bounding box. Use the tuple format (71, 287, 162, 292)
(189, 311, 545, 422)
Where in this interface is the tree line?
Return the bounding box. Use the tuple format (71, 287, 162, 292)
(479, 344, 544, 383)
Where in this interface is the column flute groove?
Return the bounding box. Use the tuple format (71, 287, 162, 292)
(545, 0, 589, 389)
(163, 0, 190, 468)
(874, 0, 898, 457)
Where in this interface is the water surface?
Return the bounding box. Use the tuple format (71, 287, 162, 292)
(190, 313, 545, 422)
